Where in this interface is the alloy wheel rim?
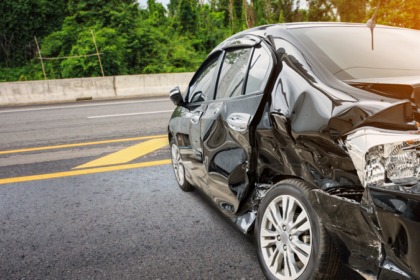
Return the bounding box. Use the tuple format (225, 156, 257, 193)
(171, 144, 184, 185)
(260, 195, 312, 280)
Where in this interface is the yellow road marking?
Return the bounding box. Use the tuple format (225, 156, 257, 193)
(0, 159, 171, 185)
(75, 138, 169, 169)
(0, 135, 167, 155)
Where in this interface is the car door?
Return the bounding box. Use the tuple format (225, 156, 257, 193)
(199, 37, 277, 213)
(177, 52, 222, 195)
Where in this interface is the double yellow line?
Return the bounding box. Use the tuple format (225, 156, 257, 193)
(0, 135, 167, 155)
(0, 160, 171, 185)
(0, 135, 171, 185)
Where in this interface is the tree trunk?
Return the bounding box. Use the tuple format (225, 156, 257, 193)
(229, 0, 235, 32)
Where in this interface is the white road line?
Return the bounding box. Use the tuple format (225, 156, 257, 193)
(88, 110, 173, 119)
(0, 99, 170, 114)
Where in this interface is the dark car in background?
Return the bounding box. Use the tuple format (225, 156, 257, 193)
(167, 22, 420, 280)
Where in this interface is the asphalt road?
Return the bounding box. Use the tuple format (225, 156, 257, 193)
(0, 97, 364, 279)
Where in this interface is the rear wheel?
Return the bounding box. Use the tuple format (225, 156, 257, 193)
(255, 179, 341, 280)
(170, 138, 194, 192)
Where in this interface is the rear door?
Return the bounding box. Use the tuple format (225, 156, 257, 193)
(200, 37, 277, 213)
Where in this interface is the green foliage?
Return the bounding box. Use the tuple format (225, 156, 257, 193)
(0, 0, 68, 67)
(307, 0, 336, 21)
(60, 28, 128, 78)
(279, 11, 285, 23)
(331, 0, 368, 22)
(0, 65, 38, 82)
(367, 0, 420, 30)
(275, 0, 301, 23)
(1, 0, 419, 82)
(178, 0, 198, 34)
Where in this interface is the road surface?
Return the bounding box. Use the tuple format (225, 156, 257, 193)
(0, 97, 363, 279)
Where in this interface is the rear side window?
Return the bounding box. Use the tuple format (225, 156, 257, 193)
(245, 46, 271, 94)
(189, 54, 220, 103)
(215, 48, 252, 100)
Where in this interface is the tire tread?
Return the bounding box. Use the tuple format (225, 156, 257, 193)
(180, 175, 194, 192)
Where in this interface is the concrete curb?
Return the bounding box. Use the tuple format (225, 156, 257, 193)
(0, 72, 194, 107)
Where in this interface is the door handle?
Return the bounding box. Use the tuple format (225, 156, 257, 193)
(227, 113, 251, 132)
(189, 111, 203, 124)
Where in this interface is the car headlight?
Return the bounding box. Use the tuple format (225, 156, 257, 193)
(345, 129, 420, 187)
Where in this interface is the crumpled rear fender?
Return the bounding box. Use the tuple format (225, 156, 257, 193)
(329, 101, 416, 138)
(309, 188, 420, 280)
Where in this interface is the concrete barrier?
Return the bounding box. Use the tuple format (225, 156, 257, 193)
(0, 77, 116, 106)
(0, 72, 195, 106)
(115, 72, 193, 97)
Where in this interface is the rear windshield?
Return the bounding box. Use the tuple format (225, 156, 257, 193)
(290, 26, 420, 80)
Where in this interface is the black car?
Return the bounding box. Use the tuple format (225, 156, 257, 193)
(167, 22, 420, 280)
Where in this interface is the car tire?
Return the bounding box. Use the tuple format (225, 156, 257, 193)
(170, 138, 194, 192)
(255, 179, 341, 280)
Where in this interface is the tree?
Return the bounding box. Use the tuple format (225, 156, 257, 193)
(233, 0, 243, 24)
(218, 0, 231, 29)
(59, 28, 128, 78)
(2, 0, 420, 83)
(243, 0, 256, 28)
(168, 0, 180, 17)
(331, 0, 368, 22)
(177, 0, 198, 34)
(307, 0, 336, 21)
(367, 0, 420, 30)
(0, 0, 68, 68)
(279, 0, 298, 23)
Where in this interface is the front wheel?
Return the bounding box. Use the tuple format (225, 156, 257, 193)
(170, 138, 194, 192)
(255, 179, 341, 280)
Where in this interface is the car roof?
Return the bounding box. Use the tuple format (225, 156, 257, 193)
(208, 21, 415, 80)
(243, 22, 409, 32)
(281, 22, 401, 29)
(286, 22, 364, 27)
(212, 22, 410, 53)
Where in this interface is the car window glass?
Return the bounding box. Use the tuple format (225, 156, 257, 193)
(290, 27, 420, 80)
(245, 47, 270, 94)
(216, 48, 252, 100)
(189, 55, 219, 102)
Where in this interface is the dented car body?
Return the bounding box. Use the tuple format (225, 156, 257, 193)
(167, 23, 420, 280)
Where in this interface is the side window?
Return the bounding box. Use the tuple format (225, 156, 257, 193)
(245, 46, 271, 94)
(215, 48, 252, 100)
(189, 54, 220, 103)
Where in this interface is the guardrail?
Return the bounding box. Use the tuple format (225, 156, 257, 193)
(0, 72, 195, 106)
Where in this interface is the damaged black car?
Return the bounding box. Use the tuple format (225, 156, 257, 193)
(167, 22, 420, 280)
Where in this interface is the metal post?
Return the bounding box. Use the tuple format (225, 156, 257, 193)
(34, 36, 46, 80)
(90, 30, 105, 77)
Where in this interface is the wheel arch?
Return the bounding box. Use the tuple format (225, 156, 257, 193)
(255, 177, 341, 258)
(254, 178, 343, 280)
(267, 174, 317, 189)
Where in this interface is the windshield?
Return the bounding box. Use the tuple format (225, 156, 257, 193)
(290, 26, 420, 80)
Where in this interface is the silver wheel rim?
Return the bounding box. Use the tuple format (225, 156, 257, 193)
(260, 195, 312, 280)
(171, 144, 184, 185)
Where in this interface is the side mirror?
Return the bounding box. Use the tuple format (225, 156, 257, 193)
(169, 86, 184, 106)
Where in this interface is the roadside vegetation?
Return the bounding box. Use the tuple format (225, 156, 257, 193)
(1, 0, 418, 82)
